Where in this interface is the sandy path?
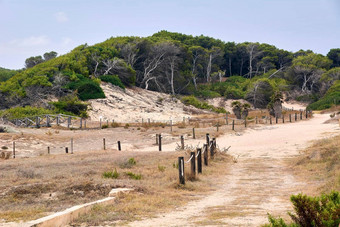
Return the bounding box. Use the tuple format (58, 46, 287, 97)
(128, 114, 339, 226)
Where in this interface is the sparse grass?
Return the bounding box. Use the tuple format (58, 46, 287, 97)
(292, 134, 340, 192)
(102, 169, 119, 179)
(125, 171, 142, 180)
(158, 164, 166, 172)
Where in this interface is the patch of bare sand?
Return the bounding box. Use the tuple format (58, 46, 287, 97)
(128, 114, 339, 226)
(88, 84, 201, 123)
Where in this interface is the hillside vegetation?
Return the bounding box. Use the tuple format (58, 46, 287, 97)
(0, 31, 339, 114)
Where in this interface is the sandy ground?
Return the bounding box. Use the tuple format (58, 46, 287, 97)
(128, 114, 340, 226)
(206, 98, 252, 113)
(88, 84, 201, 123)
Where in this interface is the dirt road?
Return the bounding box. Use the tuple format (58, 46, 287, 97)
(129, 114, 339, 226)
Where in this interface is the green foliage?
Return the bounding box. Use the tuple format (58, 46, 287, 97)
(308, 81, 340, 110)
(158, 165, 166, 172)
(181, 96, 226, 113)
(0, 106, 55, 120)
(65, 74, 105, 100)
(265, 191, 340, 227)
(125, 172, 142, 180)
(0, 67, 19, 82)
(119, 158, 136, 169)
(128, 158, 136, 165)
(50, 95, 88, 117)
(102, 169, 119, 179)
(100, 75, 125, 89)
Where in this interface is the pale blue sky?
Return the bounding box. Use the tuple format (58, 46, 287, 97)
(0, 0, 339, 69)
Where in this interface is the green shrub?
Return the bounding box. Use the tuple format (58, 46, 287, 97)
(100, 75, 125, 89)
(50, 95, 88, 117)
(264, 191, 340, 227)
(181, 96, 226, 113)
(128, 158, 136, 165)
(308, 81, 340, 110)
(194, 89, 221, 98)
(125, 172, 142, 180)
(158, 165, 166, 172)
(102, 169, 119, 179)
(119, 157, 136, 169)
(65, 74, 105, 100)
(0, 106, 55, 120)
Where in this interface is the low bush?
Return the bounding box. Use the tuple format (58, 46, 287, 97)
(65, 74, 105, 100)
(100, 75, 125, 89)
(264, 191, 340, 227)
(50, 95, 88, 117)
(119, 158, 136, 169)
(102, 169, 119, 179)
(125, 172, 142, 180)
(181, 96, 226, 113)
(0, 106, 55, 120)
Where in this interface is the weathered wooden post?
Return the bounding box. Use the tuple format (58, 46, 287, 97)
(210, 138, 216, 159)
(46, 115, 50, 127)
(106, 120, 109, 127)
(65, 147, 68, 154)
(197, 148, 202, 174)
(158, 134, 162, 151)
(68, 117, 71, 129)
(100, 118, 102, 128)
(25, 118, 28, 127)
(305, 110, 308, 119)
(270, 117, 272, 124)
(295, 112, 297, 121)
(217, 123, 219, 131)
(80, 118, 83, 129)
(47, 146, 50, 154)
(13, 141, 15, 159)
(282, 115, 285, 123)
(300, 111, 302, 120)
(192, 128, 195, 139)
(204, 144, 208, 166)
(190, 151, 196, 178)
(103, 138, 106, 150)
(56, 115, 60, 126)
(36, 116, 40, 128)
(206, 133, 210, 154)
(180, 135, 184, 150)
(178, 157, 185, 185)
(226, 113, 228, 125)
(289, 114, 292, 122)
(156, 134, 159, 145)
(84, 120, 86, 129)
(170, 120, 173, 132)
(148, 118, 150, 125)
(244, 119, 247, 127)
(71, 138, 74, 154)
(232, 120, 235, 130)
(118, 141, 121, 151)
(256, 116, 258, 124)
(276, 116, 278, 124)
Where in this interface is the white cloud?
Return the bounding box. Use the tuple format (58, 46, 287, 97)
(54, 11, 69, 23)
(9, 35, 50, 47)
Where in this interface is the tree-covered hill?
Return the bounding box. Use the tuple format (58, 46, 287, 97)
(0, 31, 339, 111)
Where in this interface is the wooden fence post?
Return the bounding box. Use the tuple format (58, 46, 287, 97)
(217, 123, 219, 132)
(190, 151, 196, 178)
(68, 117, 71, 129)
(118, 141, 121, 151)
(226, 113, 228, 125)
(204, 144, 208, 166)
(232, 120, 235, 130)
(46, 115, 50, 127)
(13, 141, 15, 159)
(244, 119, 247, 127)
(65, 147, 68, 154)
(170, 120, 173, 132)
(158, 134, 162, 151)
(178, 157, 185, 184)
(36, 117, 40, 128)
(305, 110, 308, 119)
(282, 115, 285, 123)
(47, 146, 50, 154)
(289, 114, 292, 122)
(276, 116, 278, 124)
(100, 118, 102, 128)
(103, 138, 106, 150)
(197, 148, 202, 174)
(156, 134, 159, 145)
(84, 120, 86, 129)
(71, 138, 74, 154)
(270, 117, 272, 124)
(206, 134, 210, 154)
(56, 116, 60, 126)
(300, 111, 302, 120)
(192, 128, 195, 139)
(256, 116, 258, 124)
(148, 118, 150, 125)
(181, 135, 184, 150)
(295, 113, 297, 121)
(80, 118, 82, 129)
